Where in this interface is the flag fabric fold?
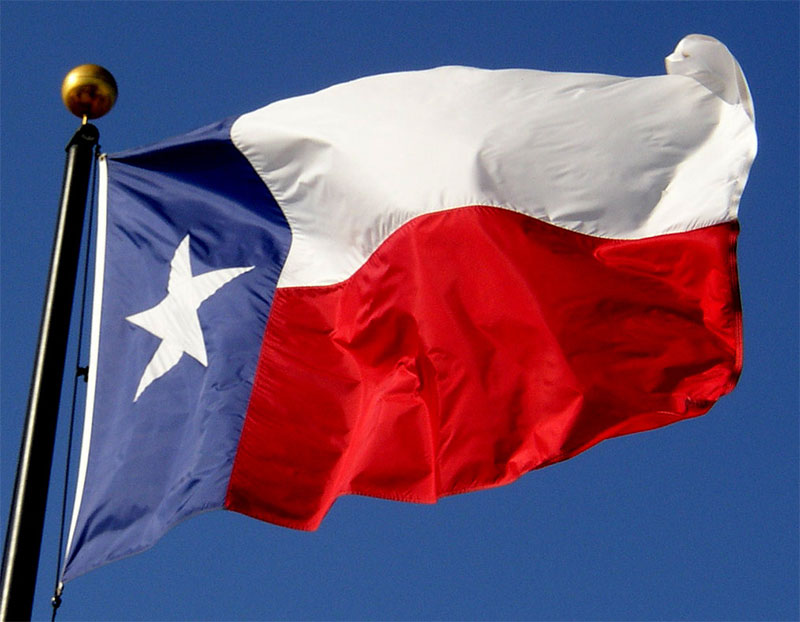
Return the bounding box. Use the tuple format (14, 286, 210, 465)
(63, 34, 756, 581)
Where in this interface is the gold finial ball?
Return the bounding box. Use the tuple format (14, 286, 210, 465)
(61, 64, 117, 120)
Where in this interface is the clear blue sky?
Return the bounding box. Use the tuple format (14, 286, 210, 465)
(1, 2, 797, 620)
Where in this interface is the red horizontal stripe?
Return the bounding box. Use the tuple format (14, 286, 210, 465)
(226, 206, 741, 529)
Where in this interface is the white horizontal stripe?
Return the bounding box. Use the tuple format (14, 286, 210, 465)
(232, 35, 756, 288)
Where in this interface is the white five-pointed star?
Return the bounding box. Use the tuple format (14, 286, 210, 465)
(126, 235, 254, 402)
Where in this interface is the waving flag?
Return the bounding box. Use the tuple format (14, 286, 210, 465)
(64, 34, 756, 581)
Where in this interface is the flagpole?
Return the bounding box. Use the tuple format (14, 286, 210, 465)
(0, 65, 116, 622)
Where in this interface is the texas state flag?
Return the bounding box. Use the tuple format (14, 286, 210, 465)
(63, 35, 756, 582)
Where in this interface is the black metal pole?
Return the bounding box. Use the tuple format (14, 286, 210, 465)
(1, 123, 99, 622)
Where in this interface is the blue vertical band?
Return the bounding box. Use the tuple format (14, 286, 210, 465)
(63, 118, 291, 581)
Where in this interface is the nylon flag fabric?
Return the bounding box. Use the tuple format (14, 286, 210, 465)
(64, 35, 756, 581)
